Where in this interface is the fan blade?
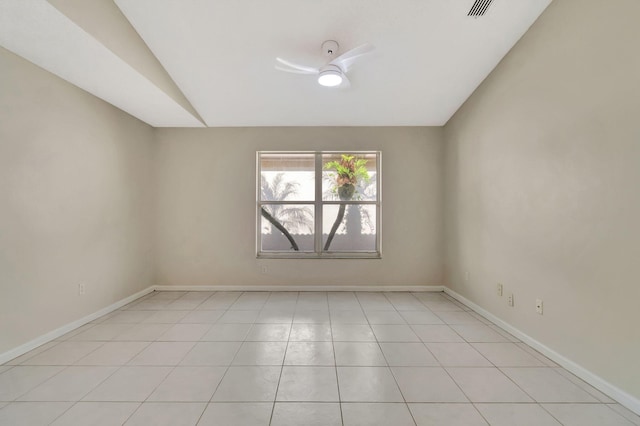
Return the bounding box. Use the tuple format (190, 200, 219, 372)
(340, 73, 351, 89)
(275, 57, 319, 74)
(275, 65, 316, 75)
(329, 43, 375, 72)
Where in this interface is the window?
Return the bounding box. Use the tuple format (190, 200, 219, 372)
(257, 151, 381, 258)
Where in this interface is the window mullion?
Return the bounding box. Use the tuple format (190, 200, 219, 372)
(314, 152, 323, 255)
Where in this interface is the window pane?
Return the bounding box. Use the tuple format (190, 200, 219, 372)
(260, 204, 315, 252)
(322, 153, 377, 201)
(260, 153, 315, 201)
(322, 204, 376, 252)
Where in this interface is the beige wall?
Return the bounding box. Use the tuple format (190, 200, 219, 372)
(0, 48, 154, 354)
(444, 0, 640, 399)
(154, 127, 444, 287)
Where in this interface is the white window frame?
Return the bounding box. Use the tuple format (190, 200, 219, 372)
(257, 151, 381, 259)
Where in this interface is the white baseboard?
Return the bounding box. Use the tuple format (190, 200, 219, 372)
(0, 286, 155, 365)
(153, 285, 445, 292)
(443, 287, 640, 416)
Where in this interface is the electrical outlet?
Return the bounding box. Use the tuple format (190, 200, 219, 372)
(507, 294, 514, 307)
(496, 283, 503, 296)
(536, 299, 543, 315)
(78, 283, 85, 295)
(464, 271, 470, 281)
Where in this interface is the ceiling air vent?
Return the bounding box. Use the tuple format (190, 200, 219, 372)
(468, 0, 494, 17)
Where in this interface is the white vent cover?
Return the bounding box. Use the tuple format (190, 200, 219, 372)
(468, 0, 494, 17)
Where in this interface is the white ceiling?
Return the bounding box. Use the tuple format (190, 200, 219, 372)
(1, 0, 551, 127)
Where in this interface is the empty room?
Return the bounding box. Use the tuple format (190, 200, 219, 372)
(1, 0, 639, 425)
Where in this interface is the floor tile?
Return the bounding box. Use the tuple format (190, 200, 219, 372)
(255, 310, 294, 324)
(197, 294, 241, 310)
(411, 325, 464, 342)
(180, 342, 241, 366)
(332, 324, 376, 341)
(21, 341, 104, 365)
(230, 293, 269, 310)
(246, 324, 291, 341)
(392, 367, 468, 402)
(158, 324, 212, 341)
(232, 342, 287, 365)
(554, 368, 616, 403)
(385, 294, 429, 311)
(272, 402, 341, 426)
(0, 402, 72, 426)
(198, 402, 273, 425)
(471, 343, 545, 367)
(542, 403, 635, 425)
(50, 402, 140, 426)
(102, 311, 153, 324)
(83, 366, 172, 401)
(447, 367, 533, 402)
(143, 310, 190, 324)
(435, 311, 481, 324)
(128, 342, 195, 365)
(450, 324, 509, 342)
(165, 298, 207, 311)
(219, 310, 260, 324)
(328, 292, 361, 310)
(296, 293, 329, 310)
(342, 403, 416, 426)
(515, 343, 558, 366)
(330, 310, 368, 324)
(409, 403, 487, 426)
(69, 324, 135, 341)
(178, 310, 224, 325)
(426, 342, 492, 366)
(399, 310, 444, 325)
(277, 366, 339, 402)
(334, 342, 387, 366)
(356, 293, 395, 310)
(148, 366, 226, 402)
(114, 323, 172, 341)
(201, 324, 252, 341)
(372, 325, 420, 342)
(421, 299, 465, 312)
(18, 366, 116, 401)
(75, 342, 149, 365)
(4, 342, 59, 365)
(337, 367, 403, 402)
(0, 366, 65, 401)
(609, 404, 640, 426)
(293, 310, 331, 324)
(289, 324, 332, 341)
(365, 311, 407, 325)
(284, 342, 334, 365)
(380, 343, 439, 366)
(212, 366, 281, 402)
(501, 367, 599, 402)
(55, 325, 96, 341)
(475, 403, 561, 425)
(124, 402, 206, 426)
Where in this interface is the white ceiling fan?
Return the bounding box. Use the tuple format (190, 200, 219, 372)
(275, 40, 375, 88)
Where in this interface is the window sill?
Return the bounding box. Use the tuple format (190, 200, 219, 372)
(257, 252, 381, 260)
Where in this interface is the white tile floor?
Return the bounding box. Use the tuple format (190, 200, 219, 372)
(1, 291, 639, 425)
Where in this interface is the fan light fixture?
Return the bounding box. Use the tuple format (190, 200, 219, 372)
(317, 69, 343, 87)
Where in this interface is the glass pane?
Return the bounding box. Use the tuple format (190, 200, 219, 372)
(260, 153, 315, 202)
(322, 204, 377, 252)
(322, 153, 377, 201)
(260, 204, 314, 252)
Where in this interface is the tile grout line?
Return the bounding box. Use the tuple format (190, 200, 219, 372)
(268, 291, 299, 426)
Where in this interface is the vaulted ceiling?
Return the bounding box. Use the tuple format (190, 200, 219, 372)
(0, 0, 551, 127)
